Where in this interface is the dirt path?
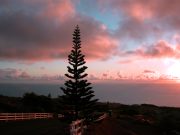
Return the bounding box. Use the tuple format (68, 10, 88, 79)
(85, 117, 162, 135)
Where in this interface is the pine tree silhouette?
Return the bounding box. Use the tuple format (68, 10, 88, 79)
(61, 25, 98, 121)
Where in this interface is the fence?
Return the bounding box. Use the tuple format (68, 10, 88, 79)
(94, 113, 108, 122)
(70, 119, 84, 135)
(0, 113, 53, 121)
(70, 113, 108, 135)
(58, 114, 64, 118)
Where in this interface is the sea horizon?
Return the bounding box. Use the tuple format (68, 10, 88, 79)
(1, 81, 180, 107)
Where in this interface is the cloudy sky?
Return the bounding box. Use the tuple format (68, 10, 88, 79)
(1, 0, 180, 83)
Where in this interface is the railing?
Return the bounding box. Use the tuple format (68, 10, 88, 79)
(94, 113, 108, 122)
(0, 113, 53, 121)
(70, 119, 84, 135)
(58, 114, 64, 118)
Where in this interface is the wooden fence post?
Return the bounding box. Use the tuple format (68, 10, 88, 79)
(70, 119, 84, 135)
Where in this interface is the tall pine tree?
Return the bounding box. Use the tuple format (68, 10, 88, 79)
(61, 25, 98, 121)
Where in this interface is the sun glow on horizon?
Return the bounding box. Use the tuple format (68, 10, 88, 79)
(167, 62, 180, 79)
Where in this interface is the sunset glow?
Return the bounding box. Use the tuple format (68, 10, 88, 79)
(167, 62, 180, 79)
(0, 0, 180, 83)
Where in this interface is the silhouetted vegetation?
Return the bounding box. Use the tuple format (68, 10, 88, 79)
(0, 95, 22, 112)
(1, 94, 180, 134)
(0, 93, 60, 113)
(22, 92, 54, 112)
(60, 26, 98, 121)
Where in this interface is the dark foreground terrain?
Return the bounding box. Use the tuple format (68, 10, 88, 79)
(86, 103, 180, 135)
(86, 117, 161, 135)
(1, 94, 180, 135)
(0, 119, 69, 135)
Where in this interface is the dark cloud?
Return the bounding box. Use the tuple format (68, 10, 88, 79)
(87, 74, 99, 80)
(98, 0, 180, 40)
(0, 68, 65, 82)
(143, 70, 155, 74)
(0, 0, 118, 61)
(19, 71, 30, 79)
(0, 68, 23, 79)
(117, 72, 122, 79)
(40, 67, 45, 70)
(116, 18, 162, 40)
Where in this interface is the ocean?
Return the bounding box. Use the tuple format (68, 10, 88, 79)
(0, 81, 180, 107)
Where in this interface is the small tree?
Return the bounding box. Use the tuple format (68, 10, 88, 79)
(61, 25, 98, 121)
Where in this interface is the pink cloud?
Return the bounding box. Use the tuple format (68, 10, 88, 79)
(118, 60, 133, 64)
(125, 40, 180, 59)
(41, 0, 75, 22)
(83, 35, 118, 60)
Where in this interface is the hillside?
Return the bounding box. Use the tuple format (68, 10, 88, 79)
(86, 117, 161, 135)
(1, 94, 180, 135)
(86, 103, 180, 135)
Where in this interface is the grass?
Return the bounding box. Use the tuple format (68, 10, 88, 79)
(0, 119, 69, 135)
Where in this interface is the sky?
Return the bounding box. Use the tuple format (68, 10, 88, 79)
(1, 0, 180, 83)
